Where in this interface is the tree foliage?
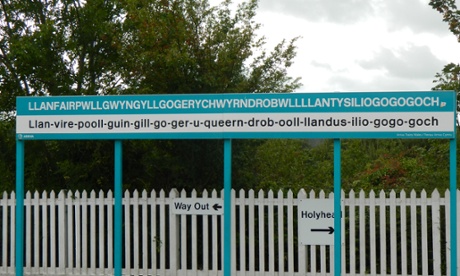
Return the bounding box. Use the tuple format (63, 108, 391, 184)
(0, 0, 301, 192)
(118, 0, 300, 94)
(1, 0, 456, 193)
(250, 138, 454, 193)
(430, 0, 460, 123)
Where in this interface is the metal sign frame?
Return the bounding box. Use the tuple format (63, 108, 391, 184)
(15, 91, 457, 276)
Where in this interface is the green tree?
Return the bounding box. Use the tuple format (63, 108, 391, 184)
(0, 0, 301, 192)
(248, 138, 453, 193)
(118, 0, 300, 95)
(252, 139, 314, 192)
(249, 139, 335, 193)
(0, 0, 123, 99)
(0, 0, 125, 191)
(430, 0, 460, 125)
(343, 139, 451, 192)
(114, 0, 301, 192)
(0, 119, 15, 190)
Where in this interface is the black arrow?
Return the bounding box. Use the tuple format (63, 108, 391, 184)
(213, 203, 222, 211)
(311, 227, 334, 234)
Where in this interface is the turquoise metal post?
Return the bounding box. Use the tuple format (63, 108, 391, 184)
(333, 139, 341, 276)
(223, 139, 232, 276)
(450, 138, 457, 276)
(114, 140, 123, 276)
(16, 140, 24, 276)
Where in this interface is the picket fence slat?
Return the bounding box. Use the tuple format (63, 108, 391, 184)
(66, 191, 73, 275)
(10, 192, 15, 276)
(432, 189, 442, 276)
(57, 191, 65, 274)
(287, 190, 294, 276)
(2, 192, 8, 271)
(160, 189, 168, 274)
(149, 190, 156, 276)
(212, 189, 219, 273)
(179, 189, 186, 274)
(389, 191, 396, 275)
(411, 190, 418, 276)
(89, 191, 95, 275)
(400, 190, 407, 276)
(297, 190, 306, 275)
(277, 190, 283, 274)
(98, 190, 106, 274)
(132, 190, 138, 274)
(421, 190, 428, 275)
(349, 190, 356, 275)
(33, 191, 39, 274)
(24, 192, 31, 269)
(358, 190, 366, 275)
(1, 189, 460, 275)
(265, 190, 273, 274)
(239, 190, 247, 271)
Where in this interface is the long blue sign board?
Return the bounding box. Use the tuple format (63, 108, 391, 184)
(16, 91, 456, 140)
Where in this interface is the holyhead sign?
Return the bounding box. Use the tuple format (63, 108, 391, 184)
(16, 91, 455, 140)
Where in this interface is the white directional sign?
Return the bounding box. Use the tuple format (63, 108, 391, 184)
(298, 199, 339, 245)
(171, 198, 223, 215)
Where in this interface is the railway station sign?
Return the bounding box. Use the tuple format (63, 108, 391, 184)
(16, 91, 456, 140)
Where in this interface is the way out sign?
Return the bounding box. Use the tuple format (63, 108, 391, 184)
(171, 198, 224, 215)
(298, 199, 338, 245)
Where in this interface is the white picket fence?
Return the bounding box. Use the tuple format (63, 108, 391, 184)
(0, 188, 457, 275)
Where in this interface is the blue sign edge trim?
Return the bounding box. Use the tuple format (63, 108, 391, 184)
(16, 91, 456, 115)
(16, 131, 456, 140)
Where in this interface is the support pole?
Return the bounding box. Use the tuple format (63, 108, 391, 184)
(450, 138, 457, 276)
(223, 139, 232, 276)
(16, 140, 25, 276)
(333, 139, 341, 276)
(114, 140, 123, 276)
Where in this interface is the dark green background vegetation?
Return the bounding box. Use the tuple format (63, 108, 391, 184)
(0, 0, 459, 193)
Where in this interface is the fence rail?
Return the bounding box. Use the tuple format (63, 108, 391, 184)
(0, 188, 457, 275)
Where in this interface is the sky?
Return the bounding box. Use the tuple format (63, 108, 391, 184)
(214, 0, 460, 92)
